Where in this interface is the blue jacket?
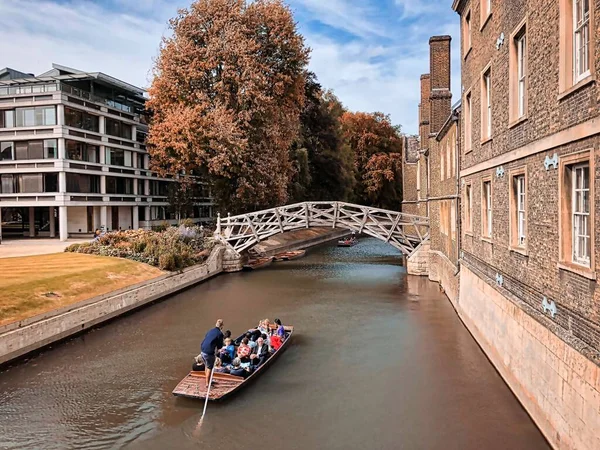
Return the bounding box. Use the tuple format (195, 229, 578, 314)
(201, 327, 223, 354)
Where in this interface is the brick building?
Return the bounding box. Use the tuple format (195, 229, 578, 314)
(402, 36, 461, 298)
(450, 0, 600, 448)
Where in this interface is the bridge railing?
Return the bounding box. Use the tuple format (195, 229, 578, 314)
(215, 201, 429, 256)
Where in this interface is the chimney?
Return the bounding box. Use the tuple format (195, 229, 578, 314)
(419, 74, 431, 149)
(429, 35, 452, 135)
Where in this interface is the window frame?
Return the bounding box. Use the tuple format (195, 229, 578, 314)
(464, 90, 472, 153)
(559, 0, 595, 94)
(464, 9, 472, 58)
(558, 150, 596, 278)
(465, 182, 473, 234)
(509, 167, 528, 253)
(481, 177, 493, 240)
(573, 0, 591, 83)
(480, 64, 493, 143)
(480, 0, 492, 30)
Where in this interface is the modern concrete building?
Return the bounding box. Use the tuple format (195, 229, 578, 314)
(0, 64, 214, 241)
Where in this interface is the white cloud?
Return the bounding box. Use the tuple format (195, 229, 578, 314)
(0, 0, 461, 133)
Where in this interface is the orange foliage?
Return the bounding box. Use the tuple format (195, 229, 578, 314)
(147, 0, 310, 213)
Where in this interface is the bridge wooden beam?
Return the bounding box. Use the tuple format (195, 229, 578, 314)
(386, 214, 402, 243)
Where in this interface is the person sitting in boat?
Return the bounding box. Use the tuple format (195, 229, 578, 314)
(250, 336, 270, 367)
(218, 338, 235, 364)
(245, 332, 257, 348)
(228, 358, 253, 378)
(213, 357, 229, 374)
(237, 337, 252, 362)
(249, 319, 270, 341)
(269, 329, 283, 352)
(192, 354, 204, 371)
(274, 318, 285, 339)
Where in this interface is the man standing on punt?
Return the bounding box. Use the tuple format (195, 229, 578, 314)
(201, 319, 224, 388)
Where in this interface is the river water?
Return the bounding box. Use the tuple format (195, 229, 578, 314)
(0, 238, 549, 449)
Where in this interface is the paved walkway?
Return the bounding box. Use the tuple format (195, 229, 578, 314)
(0, 238, 89, 258)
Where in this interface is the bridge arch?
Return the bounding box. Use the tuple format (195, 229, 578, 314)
(214, 202, 429, 256)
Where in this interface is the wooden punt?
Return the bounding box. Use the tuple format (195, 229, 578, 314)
(243, 256, 274, 270)
(337, 238, 357, 247)
(172, 326, 294, 401)
(273, 250, 306, 261)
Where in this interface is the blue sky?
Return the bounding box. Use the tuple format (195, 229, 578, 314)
(0, 0, 460, 134)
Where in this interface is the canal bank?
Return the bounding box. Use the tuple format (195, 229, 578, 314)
(0, 228, 346, 366)
(0, 238, 549, 450)
(421, 253, 600, 450)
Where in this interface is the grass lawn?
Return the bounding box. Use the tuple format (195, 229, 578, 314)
(0, 253, 164, 327)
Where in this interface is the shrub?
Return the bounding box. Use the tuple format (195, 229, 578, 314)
(64, 228, 214, 271)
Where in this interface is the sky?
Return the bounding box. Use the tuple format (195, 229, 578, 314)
(0, 0, 460, 134)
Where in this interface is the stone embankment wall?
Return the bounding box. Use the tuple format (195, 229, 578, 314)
(0, 246, 225, 366)
(406, 242, 430, 276)
(456, 266, 600, 450)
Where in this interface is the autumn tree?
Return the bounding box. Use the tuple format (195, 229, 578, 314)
(289, 73, 354, 202)
(167, 177, 198, 221)
(147, 0, 310, 214)
(340, 111, 403, 209)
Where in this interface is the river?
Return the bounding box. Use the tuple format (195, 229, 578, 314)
(0, 238, 549, 449)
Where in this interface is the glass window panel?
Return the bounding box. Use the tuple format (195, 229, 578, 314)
(28, 141, 44, 159)
(44, 139, 57, 159)
(43, 107, 56, 125)
(15, 142, 28, 160)
(34, 108, 44, 126)
(1, 174, 14, 194)
(5, 110, 14, 128)
(0, 142, 13, 160)
(24, 108, 35, 127)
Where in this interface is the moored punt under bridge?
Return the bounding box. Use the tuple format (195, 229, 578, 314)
(214, 201, 429, 257)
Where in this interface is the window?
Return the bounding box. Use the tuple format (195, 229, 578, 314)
(0, 142, 13, 160)
(446, 141, 451, 179)
(441, 145, 445, 179)
(67, 173, 101, 193)
(106, 176, 134, 195)
(509, 22, 527, 123)
(13, 106, 56, 127)
(137, 179, 145, 196)
(574, 0, 590, 82)
(66, 140, 99, 163)
(465, 184, 473, 233)
(64, 107, 99, 132)
(559, 152, 594, 271)
(481, 69, 492, 141)
(451, 201, 456, 242)
(481, 0, 492, 27)
(482, 180, 492, 238)
(106, 147, 132, 167)
(10, 139, 57, 160)
(572, 164, 590, 265)
(464, 11, 472, 54)
(106, 118, 132, 140)
(560, 0, 594, 91)
(517, 34, 527, 117)
(465, 92, 472, 152)
(137, 153, 145, 170)
(510, 171, 527, 249)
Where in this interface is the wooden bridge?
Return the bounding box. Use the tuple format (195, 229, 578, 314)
(214, 201, 429, 256)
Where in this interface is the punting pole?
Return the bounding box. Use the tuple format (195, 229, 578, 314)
(201, 367, 215, 419)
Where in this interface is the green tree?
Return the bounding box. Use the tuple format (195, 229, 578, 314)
(289, 73, 354, 202)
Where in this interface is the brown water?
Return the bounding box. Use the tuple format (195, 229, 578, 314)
(0, 238, 549, 450)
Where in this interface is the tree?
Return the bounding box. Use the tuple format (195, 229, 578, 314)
(167, 178, 198, 221)
(289, 73, 354, 202)
(340, 111, 403, 208)
(147, 0, 310, 214)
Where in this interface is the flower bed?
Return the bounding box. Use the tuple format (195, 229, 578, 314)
(65, 226, 216, 271)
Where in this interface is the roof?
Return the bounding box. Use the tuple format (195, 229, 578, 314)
(0, 63, 146, 99)
(436, 100, 461, 142)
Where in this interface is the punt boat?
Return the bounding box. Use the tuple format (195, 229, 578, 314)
(243, 256, 274, 270)
(172, 326, 294, 401)
(273, 250, 306, 261)
(337, 237, 357, 247)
